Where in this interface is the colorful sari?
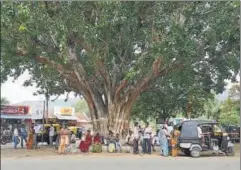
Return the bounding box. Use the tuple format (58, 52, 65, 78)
(93, 135, 101, 144)
(170, 130, 180, 157)
(79, 133, 92, 152)
(26, 128, 34, 149)
(58, 128, 70, 154)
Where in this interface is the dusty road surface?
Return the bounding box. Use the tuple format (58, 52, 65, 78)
(2, 155, 240, 170)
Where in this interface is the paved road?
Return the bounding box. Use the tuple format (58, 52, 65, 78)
(2, 156, 240, 170)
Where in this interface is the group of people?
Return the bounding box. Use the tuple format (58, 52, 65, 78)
(125, 122, 179, 156)
(6, 122, 180, 157)
(6, 124, 35, 149)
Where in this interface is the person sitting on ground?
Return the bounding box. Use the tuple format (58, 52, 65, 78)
(126, 130, 134, 145)
(197, 125, 204, 146)
(107, 130, 116, 153)
(92, 132, 102, 153)
(79, 129, 92, 153)
(115, 133, 122, 153)
(93, 133, 101, 144)
(125, 130, 134, 153)
(66, 131, 77, 153)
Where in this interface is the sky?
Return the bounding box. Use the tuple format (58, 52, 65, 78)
(1, 70, 240, 104)
(1, 71, 76, 104)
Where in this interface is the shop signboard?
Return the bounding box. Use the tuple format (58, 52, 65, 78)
(1, 105, 29, 115)
(54, 107, 75, 116)
(30, 106, 44, 119)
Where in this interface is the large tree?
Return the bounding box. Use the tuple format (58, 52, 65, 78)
(1, 2, 240, 135)
(132, 72, 214, 121)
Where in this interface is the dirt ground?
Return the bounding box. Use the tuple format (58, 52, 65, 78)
(1, 144, 240, 159)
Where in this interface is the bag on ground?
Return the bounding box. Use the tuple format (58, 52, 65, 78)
(92, 143, 102, 153)
(108, 143, 115, 153)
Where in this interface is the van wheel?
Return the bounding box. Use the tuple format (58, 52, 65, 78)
(190, 147, 201, 158)
(226, 146, 235, 156)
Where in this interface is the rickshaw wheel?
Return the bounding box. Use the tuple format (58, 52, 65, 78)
(226, 146, 235, 156)
(190, 147, 201, 158)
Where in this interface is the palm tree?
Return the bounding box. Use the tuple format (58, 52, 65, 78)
(203, 98, 221, 121)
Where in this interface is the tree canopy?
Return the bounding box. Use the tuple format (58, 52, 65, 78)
(1, 2, 240, 134)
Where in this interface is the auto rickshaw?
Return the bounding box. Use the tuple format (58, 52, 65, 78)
(222, 125, 240, 143)
(36, 124, 61, 144)
(178, 120, 235, 158)
(68, 126, 78, 135)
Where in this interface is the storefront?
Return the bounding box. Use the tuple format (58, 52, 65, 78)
(1, 105, 32, 131)
(53, 107, 78, 126)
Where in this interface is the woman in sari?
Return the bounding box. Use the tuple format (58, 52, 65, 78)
(170, 129, 180, 157)
(79, 130, 92, 153)
(58, 126, 70, 154)
(26, 126, 34, 149)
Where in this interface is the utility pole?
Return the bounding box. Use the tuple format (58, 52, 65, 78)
(45, 89, 49, 124)
(41, 100, 45, 143)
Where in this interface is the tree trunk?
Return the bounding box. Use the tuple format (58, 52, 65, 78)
(87, 97, 131, 137)
(34, 52, 183, 137)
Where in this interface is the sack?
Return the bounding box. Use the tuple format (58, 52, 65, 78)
(108, 143, 115, 153)
(92, 143, 102, 153)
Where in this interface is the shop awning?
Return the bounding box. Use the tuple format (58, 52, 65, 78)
(55, 114, 78, 120)
(77, 119, 91, 123)
(1, 114, 32, 119)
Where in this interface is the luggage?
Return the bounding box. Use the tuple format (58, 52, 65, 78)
(92, 143, 102, 153)
(108, 143, 116, 153)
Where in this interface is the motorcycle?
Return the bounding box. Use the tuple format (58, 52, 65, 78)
(1, 133, 19, 145)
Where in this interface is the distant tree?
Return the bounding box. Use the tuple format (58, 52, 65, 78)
(219, 98, 240, 125)
(228, 82, 240, 100)
(73, 99, 90, 116)
(203, 98, 221, 121)
(1, 97, 10, 105)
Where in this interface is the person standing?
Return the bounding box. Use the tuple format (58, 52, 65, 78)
(20, 124, 28, 148)
(49, 124, 55, 146)
(13, 125, 19, 149)
(158, 125, 169, 157)
(33, 123, 43, 149)
(26, 126, 35, 149)
(133, 122, 139, 154)
(142, 122, 152, 154)
(58, 125, 70, 154)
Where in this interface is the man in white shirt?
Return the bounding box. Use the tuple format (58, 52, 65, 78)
(13, 125, 19, 149)
(132, 122, 139, 154)
(142, 122, 152, 154)
(197, 125, 204, 146)
(49, 124, 55, 146)
(33, 123, 43, 149)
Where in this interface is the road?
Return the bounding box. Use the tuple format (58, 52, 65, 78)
(1, 155, 240, 170)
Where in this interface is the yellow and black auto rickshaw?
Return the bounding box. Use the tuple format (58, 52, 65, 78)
(36, 124, 61, 144)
